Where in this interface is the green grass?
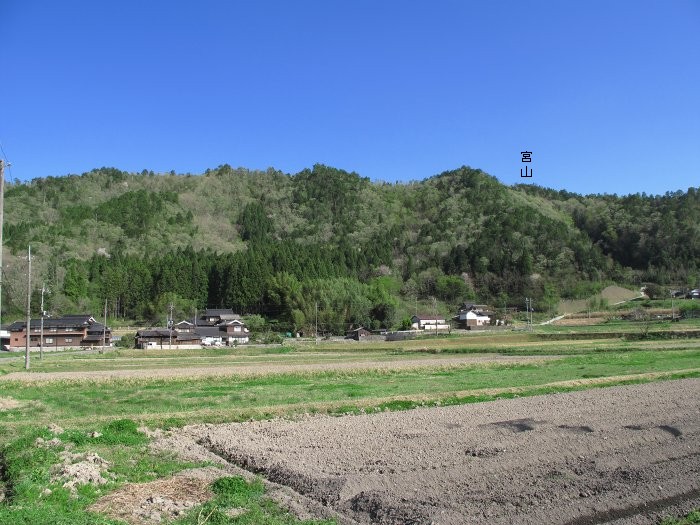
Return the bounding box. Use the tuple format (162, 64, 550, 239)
(172, 476, 333, 525)
(661, 510, 700, 525)
(0, 419, 333, 525)
(1, 333, 698, 525)
(1, 349, 698, 430)
(0, 420, 206, 525)
(537, 317, 700, 334)
(3, 326, 699, 378)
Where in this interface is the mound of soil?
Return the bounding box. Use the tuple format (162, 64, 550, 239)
(52, 451, 112, 494)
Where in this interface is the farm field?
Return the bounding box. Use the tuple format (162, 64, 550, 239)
(0, 328, 699, 524)
(189, 379, 700, 524)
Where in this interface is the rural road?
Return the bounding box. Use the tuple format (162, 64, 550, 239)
(187, 379, 700, 524)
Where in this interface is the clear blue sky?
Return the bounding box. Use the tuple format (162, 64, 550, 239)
(2, 1, 699, 195)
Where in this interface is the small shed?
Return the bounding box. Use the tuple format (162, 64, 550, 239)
(345, 327, 372, 340)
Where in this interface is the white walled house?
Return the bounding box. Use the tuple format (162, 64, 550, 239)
(410, 315, 450, 331)
(460, 309, 491, 328)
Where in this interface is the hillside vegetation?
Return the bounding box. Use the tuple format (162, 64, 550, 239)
(2, 165, 698, 332)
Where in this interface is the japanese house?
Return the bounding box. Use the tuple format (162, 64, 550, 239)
(6, 314, 111, 351)
(136, 309, 250, 349)
(410, 315, 450, 331)
(455, 304, 492, 329)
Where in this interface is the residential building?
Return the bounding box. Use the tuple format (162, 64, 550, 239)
(135, 329, 201, 349)
(345, 327, 372, 340)
(410, 315, 450, 331)
(198, 309, 241, 326)
(455, 304, 493, 329)
(6, 314, 111, 351)
(196, 323, 249, 346)
(136, 309, 250, 349)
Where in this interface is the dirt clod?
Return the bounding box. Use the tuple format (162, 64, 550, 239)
(52, 451, 112, 494)
(48, 423, 64, 434)
(35, 436, 63, 448)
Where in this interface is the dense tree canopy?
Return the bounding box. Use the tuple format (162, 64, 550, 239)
(2, 165, 697, 332)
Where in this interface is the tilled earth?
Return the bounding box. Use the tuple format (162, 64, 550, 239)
(183, 379, 700, 524)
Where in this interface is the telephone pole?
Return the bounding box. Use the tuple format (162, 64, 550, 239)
(24, 246, 32, 370)
(525, 298, 531, 332)
(101, 299, 107, 354)
(432, 296, 438, 336)
(168, 302, 174, 350)
(0, 159, 5, 331)
(315, 301, 318, 345)
(40, 283, 47, 360)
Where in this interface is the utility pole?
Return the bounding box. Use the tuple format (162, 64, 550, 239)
(168, 302, 174, 350)
(315, 301, 318, 345)
(24, 246, 32, 370)
(525, 298, 532, 332)
(0, 159, 5, 332)
(671, 297, 675, 322)
(39, 283, 47, 360)
(101, 299, 107, 354)
(524, 298, 528, 331)
(432, 297, 438, 336)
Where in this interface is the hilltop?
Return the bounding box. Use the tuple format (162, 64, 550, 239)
(2, 165, 698, 332)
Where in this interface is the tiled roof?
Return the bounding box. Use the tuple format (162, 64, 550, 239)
(8, 315, 105, 331)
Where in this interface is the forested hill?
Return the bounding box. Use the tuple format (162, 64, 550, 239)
(2, 165, 698, 331)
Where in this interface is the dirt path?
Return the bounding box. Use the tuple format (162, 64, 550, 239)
(0, 354, 560, 382)
(183, 379, 700, 524)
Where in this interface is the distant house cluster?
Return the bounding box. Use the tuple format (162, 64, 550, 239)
(398, 303, 497, 335)
(3, 315, 111, 351)
(136, 309, 249, 349)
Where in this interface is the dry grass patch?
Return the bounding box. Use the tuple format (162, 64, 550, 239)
(0, 396, 21, 410)
(89, 467, 224, 524)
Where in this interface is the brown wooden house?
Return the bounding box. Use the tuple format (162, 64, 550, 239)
(7, 314, 111, 351)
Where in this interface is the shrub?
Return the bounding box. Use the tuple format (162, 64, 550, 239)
(115, 333, 135, 348)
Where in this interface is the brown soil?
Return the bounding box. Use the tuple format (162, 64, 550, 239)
(177, 379, 699, 524)
(52, 450, 113, 494)
(0, 355, 561, 382)
(600, 286, 642, 303)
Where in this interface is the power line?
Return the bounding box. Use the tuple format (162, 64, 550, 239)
(0, 143, 12, 182)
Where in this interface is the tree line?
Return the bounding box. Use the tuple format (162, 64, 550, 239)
(2, 164, 698, 332)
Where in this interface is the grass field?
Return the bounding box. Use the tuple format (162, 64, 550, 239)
(1, 327, 699, 524)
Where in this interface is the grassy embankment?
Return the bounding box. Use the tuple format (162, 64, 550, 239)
(0, 329, 698, 524)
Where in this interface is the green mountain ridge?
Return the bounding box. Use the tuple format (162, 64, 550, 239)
(2, 164, 698, 332)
